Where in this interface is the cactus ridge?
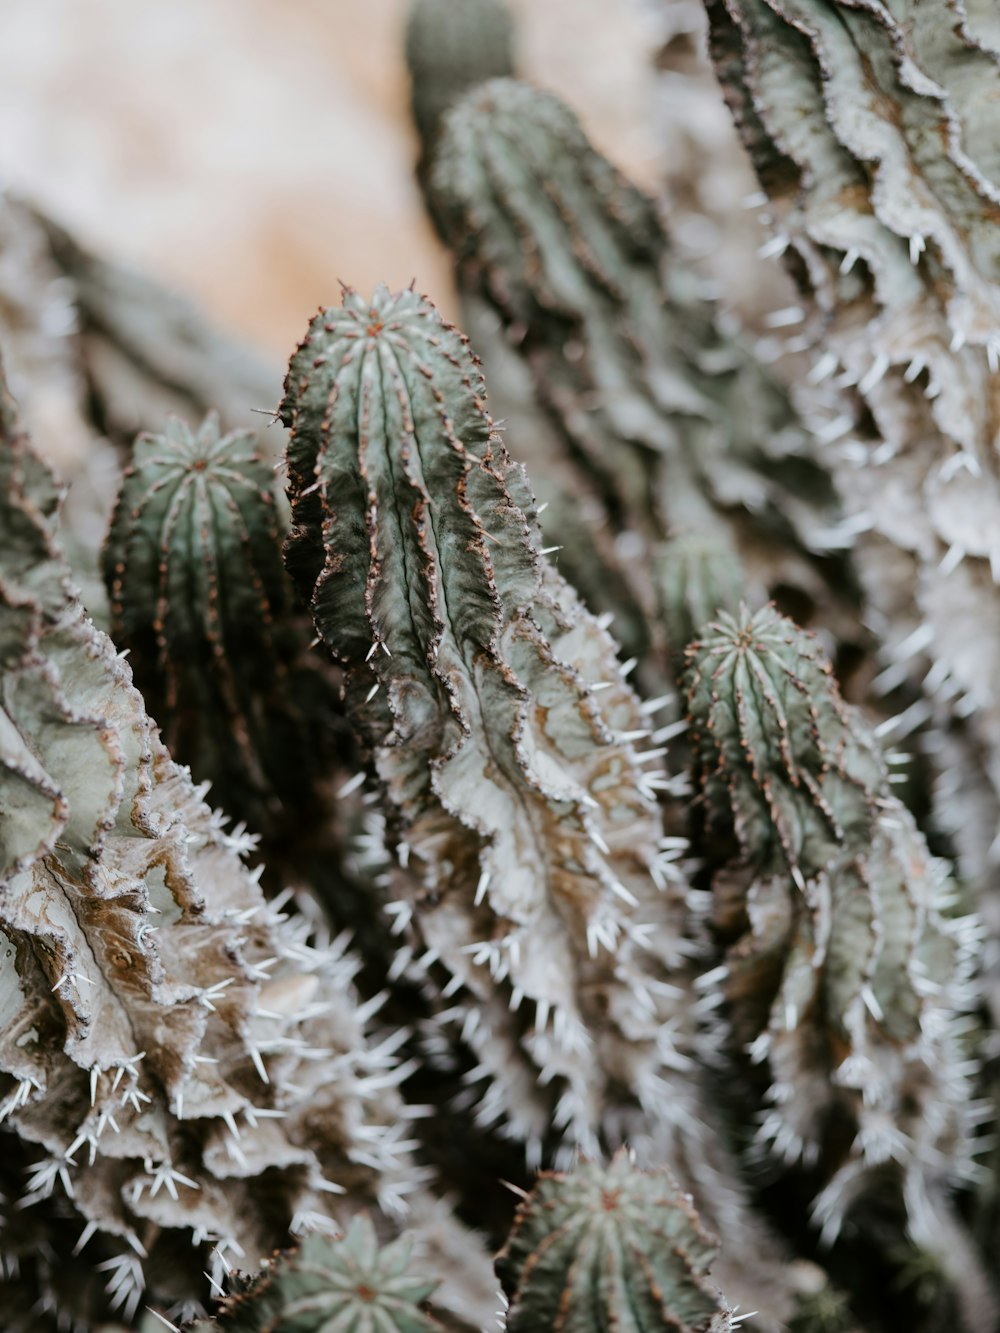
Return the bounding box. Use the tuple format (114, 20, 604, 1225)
(496, 1149, 733, 1333)
(103, 411, 337, 834)
(190, 1216, 445, 1332)
(684, 605, 979, 1236)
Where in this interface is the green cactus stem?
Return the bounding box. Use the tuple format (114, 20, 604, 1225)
(496, 1149, 734, 1332)
(102, 412, 340, 839)
(427, 77, 859, 649)
(684, 605, 980, 1242)
(655, 534, 746, 666)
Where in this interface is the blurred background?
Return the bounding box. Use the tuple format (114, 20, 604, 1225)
(0, 0, 665, 358)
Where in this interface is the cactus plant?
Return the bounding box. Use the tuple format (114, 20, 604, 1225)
(684, 605, 979, 1240)
(426, 78, 861, 655)
(700, 0, 1000, 881)
(102, 412, 340, 839)
(496, 1149, 734, 1332)
(187, 1216, 446, 1332)
(0, 353, 485, 1328)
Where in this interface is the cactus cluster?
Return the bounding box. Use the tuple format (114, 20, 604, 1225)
(3, 2, 1000, 1331)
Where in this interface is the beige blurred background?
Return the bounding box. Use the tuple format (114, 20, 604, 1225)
(0, 0, 662, 359)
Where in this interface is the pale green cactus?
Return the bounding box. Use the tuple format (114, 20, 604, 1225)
(684, 606, 979, 1241)
(496, 1149, 734, 1332)
(0, 356, 461, 1329)
(427, 78, 859, 649)
(187, 1216, 446, 1333)
(655, 534, 746, 665)
(102, 412, 339, 839)
(701, 0, 1000, 883)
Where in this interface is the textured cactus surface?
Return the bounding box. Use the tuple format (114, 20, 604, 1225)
(655, 534, 746, 664)
(189, 1216, 445, 1332)
(280, 284, 702, 1159)
(685, 605, 978, 1234)
(427, 78, 858, 649)
(496, 1149, 733, 1332)
(0, 357, 437, 1327)
(702, 0, 1000, 871)
(102, 412, 338, 836)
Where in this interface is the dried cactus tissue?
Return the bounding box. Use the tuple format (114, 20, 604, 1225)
(2, 1, 1000, 1331)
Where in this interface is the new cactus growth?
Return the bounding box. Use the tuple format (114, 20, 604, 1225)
(102, 412, 339, 838)
(684, 606, 979, 1237)
(655, 534, 746, 665)
(427, 78, 858, 649)
(496, 1149, 733, 1332)
(188, 1216, 446, 1332)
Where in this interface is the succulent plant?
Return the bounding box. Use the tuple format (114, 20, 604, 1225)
(701, 0, 1000, 883)
(496, 1149, 733, 1332)
(684, 605, 980, 1240)
(655, 534, 746, 665)
(0, 354, 467, 1328)
(427, 77, 860, 654)
(102, 412, 340, 839)
(187, 1216, 446, 1332)
(280, 282, 702, 1161)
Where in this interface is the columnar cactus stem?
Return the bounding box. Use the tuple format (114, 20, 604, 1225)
(701, 0, 1000, 879)
(102, 412, 340, 839)
(684, 605, 980, 1241)
(0, 355, 491, 1329)
(427, 78, 858, 646)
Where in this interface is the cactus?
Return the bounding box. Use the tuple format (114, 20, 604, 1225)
(701, 0, 1000, 879)
(280, 283, 700, 1161)
(102, 412, 340, 839)
(405, 0, 515, 191)
(0, 354, 462, 1328)
(684, 605, 979, 1239)
(187, 1216, 446, 1332)
(426, 78, 860, 653)
(655, 534, 746, 665)
(495, 1149, 733, 1332)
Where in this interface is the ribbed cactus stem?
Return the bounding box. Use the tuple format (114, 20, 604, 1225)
(655, 534, 746, 664)
(427, 78, 856, 641)
(496, 1149, 734, 1332)
(102, 412, 339, 837)
(702, 0, 1000, 883)
(684, 605, 979, 1238)
(280, 284, 701, 1163)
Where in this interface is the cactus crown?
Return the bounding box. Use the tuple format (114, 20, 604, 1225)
(191, 1216, 444, 1332)
(496, 1149, 732, 1332)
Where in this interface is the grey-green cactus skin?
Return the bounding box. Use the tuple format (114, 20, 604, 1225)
(0, 357, 439, 1327)
(405, 0, 515, 171)
(655, 534, 747, 665)
(102, 412, 339, 837)
(496, 1150, 733, 1333)
(280, 287, 700, 1155)
(684, 606, 979, 1239)
(702, 0, 1000, 878)
(187, 1217, 445, 1333)
(427, 78, 859, 645)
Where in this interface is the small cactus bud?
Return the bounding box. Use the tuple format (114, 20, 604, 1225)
(188, 1216, 445, 1332)
(496, 1149, 734, 1332)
